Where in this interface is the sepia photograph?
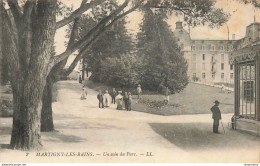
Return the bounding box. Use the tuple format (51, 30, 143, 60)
(0, 0, 260, 164)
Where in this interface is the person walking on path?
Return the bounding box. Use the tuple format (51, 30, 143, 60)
(115, 91, 123, 110)
(127, 92, 132, 111)
(111, 88, 117, 104)
(210, 100, 222, 133)
(103, 90, 111, 107)
(80, 88, 86, 100)
(137, 84, 142, 99)
(123, 92, 129, 110)
(97, 90, 104, 108)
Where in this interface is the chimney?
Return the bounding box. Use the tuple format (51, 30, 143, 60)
(176, 21, 183, 29)
(232, 34, 235, 40)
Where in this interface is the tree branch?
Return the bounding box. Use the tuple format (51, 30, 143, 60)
(7, 0, 22, 24)
(52, 0, 130, 65)
(47, 0, 87, 81)
(56, 0, 103, 29)
(19, 0, 37, 73)
(64, 1, 143, 76)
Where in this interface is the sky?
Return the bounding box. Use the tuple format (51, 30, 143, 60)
(55, 0, 260, 66)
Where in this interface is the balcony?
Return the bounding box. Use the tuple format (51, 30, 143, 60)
(211, 59, 216, 64)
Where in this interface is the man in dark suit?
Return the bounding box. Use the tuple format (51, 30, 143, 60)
(97, 90, 104, 108)
(210, 100, 222, 133)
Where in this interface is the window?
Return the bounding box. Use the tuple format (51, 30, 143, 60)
(202, 45, 206, 50)
(221, 54, 224, 62)
(244, 81, 254, 102)
(221, 63, 224, 70)
(211, 54, 215, 64)
(230, 73, 234, 79)
(212, 74, 215, 79)
(221, 73, 224, 79)
(192, 54, 196, 61)
(230, 64, 234, 70)
(202, 63, 206, 70)
(202, 54, 205, 61)
(191, 45, 195, 51)
(202, 73, 206, 79)
(181, 43, 184, 49)
(193, 73, 196, 77)
(238, 62, 256, 119)
(220, 45, 224, 50)
(192, 63, 196, 70)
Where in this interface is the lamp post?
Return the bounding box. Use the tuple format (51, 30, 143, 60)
(224, 23, 230, 41)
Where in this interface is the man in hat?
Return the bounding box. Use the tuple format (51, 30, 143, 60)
(210, 100, 222, 133)
(137, 84, 142, 99)
(97, 90, 104, 108)
(111, 88, 117, 104)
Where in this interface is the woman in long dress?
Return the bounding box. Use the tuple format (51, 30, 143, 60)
(103, 90, 111, 107)
(80, 85, 87, 100)
(115, 91, 123, 110)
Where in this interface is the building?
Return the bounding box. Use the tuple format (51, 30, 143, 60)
(230, 23, 260, 136)
(173, 22, 260, 85)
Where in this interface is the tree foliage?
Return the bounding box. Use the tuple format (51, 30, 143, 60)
(144, 0, 230, 28)
(136, 8, 188, 93)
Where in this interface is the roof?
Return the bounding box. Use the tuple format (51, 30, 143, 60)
(230, 44, 260, 63)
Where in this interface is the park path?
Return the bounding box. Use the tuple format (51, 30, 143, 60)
(0, 80, 259, 163)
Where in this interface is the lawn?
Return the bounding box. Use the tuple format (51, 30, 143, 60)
(132, 83, 234, 115)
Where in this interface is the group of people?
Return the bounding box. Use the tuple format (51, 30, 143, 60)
(97, 88, 133, 111)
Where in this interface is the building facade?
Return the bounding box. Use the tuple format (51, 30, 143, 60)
(173, 22, 260, 86)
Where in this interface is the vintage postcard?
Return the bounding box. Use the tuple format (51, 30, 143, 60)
(0, 0, 260, 164)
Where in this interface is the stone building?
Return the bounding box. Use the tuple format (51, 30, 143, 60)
(173, 21, 260, 86)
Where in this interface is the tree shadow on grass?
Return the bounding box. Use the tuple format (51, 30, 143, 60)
(149, 123, 260, 151)
(42, 131, 85, 143)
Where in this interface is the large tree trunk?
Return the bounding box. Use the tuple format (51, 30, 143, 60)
(10, 76, 47, 150)
(41, 75, 54, 132)
(2, 0, 58, 150)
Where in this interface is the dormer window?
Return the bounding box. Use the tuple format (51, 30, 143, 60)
(211, 45, 215, 51)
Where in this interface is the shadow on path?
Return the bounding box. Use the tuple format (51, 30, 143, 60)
(0, 126, 12, 135)
(42, 131, 85, 143)
(149, 123, 260, 151)
(0, 144, 10, 150)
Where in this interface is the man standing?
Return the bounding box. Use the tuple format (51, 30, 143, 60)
(210, 100, 222, 133)
(111, 88, 117, 104)
(97, 90, 104, 108)
(123, 92, 129, 110)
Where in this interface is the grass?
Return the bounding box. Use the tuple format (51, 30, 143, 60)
(0, 84, 13, 117)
